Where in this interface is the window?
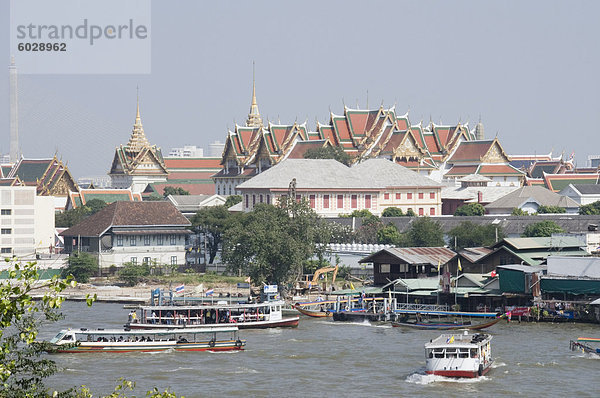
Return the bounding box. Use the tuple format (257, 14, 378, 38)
(260, 194, 263, 203)
(309, 195, 316, 208)
(380, 263, 390, 273)
(130, 235, 136, 246)
(351, 195, 357, 209)
(419, 208, 424, 216)
(1, 209, 11, 216)
(296, 194, 301, 203)
(157, 235, 163, 245)
(170, 235, 177, 245)
(365, 195, 371, 209)
(116, 235, 123, 246)
(1, 248, 11, 254)
(1, 228, 11, 235)
(384, 192, 390, 200)
(143, 257, 151, 265)
(323, 195, 329, 209)
(430, 192, 435, 199)
(144, 235, 151, 246)
(266, 195, 270, 204)
(245, 195, 249, 208)
(418, 192, 424, 199)
(252, 195, 256, 206)
(337, 195, 344, 209)
(130, 257, 137, 265)
(396, 193, 401, 200)
(171, 256, 177, 265)
(407, 193, 413, 199)
(430, 207, 436, 216)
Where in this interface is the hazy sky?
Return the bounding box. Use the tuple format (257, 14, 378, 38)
(1, 1, 599, 178)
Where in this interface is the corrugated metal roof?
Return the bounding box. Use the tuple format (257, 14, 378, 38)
(359, 247, 456, 266)
(501, 236, 585, 250)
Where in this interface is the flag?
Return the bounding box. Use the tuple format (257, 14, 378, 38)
(205, 288, 214, 296)
(446, 336, 455, 344)
(350, 282, 355, 290)
(490, 270, 497, 278)
(175, 284, 185, 294)
(457, 258, 462, 272)
(437, 260, 441, 272)
(245, 276, 251, 283)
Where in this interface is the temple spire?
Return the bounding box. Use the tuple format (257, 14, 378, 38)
(127, 89, 150, 151)
(246, 62, 263, 127)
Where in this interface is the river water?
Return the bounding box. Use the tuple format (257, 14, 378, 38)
(42, 301, 599, 397)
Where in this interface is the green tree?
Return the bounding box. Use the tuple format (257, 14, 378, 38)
(454, 203, 485, 216)
(407, 217, 444, 247)
(118, 262, 151, 286)
(55, 207, 88, 228)
(511, 207, 528, 216)
(381, 207, 404, 217)
(448, 222, 505, 250)
(85, 199, 107, 215)
(62, 252, 98, 283)
(224, 195, 242, 208)
(191, 205, 234, 264)
(406, 208, 416, 217)
(376, 223, 407, 245)
(162, 186, 190, 197)
(522, 220, 564, 237)
(303, 145, 353, 166)
(222, 199, 318, 289)
(579, 200, 600, 215)
(537, 205, 566, 214)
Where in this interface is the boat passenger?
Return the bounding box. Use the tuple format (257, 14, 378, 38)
(151, 311, 157, 324)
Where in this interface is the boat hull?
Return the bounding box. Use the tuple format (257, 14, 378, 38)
(127, 316, 300, 330)
(426, 364, 491, 378)
(52, 341, 245, 353)
(294, 306, 333, 318)
(392, 316, 502, 331)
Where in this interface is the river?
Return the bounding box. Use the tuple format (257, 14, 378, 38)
(42, 301, 599, 397)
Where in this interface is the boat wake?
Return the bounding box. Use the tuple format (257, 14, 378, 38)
(231, 367, 260, 374)
(165, 367, 196, 373)
(405, 372, 490, 385)
(491, 361, 506, 368)
(572, 353, 600, 360)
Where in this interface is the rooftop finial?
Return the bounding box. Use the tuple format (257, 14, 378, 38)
(246, 61, 263, 127)
(127, 87, 150, 151)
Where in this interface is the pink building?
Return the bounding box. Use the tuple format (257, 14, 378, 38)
(236, 158, 442, 217)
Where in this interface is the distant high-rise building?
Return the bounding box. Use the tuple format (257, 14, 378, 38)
(208, 141, 224, 157)
(168, 145, 204, 158)
(9, 56, 19, 163)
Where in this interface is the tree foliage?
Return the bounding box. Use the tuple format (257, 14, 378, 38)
(118, 262, 150, 286)
(537, 205, 566, 214)
(381, 207, 404, 217)
(55, 199, 108, 228)
(376, 223, 409, 246)
(454, 203, 485, 216)
(511, 207, 528, 216)
(406, 217, 445, 247)
(224, 195, 242, 208)
(522, 220, 564, 237)
(222, 199, 328, 290)
(406, 208, 416, 217)
(303, 145, 353, 166)
(579, 200, 600, 215)
(63, 252, 98, 283)
(191, 205, 235, 264)
(448, 221, 505, 250)
(162, 186, 190, 197)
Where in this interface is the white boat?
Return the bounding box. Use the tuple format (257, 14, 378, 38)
(126, 300, 299, 330)
(425, 332, 493, 378)
(48, 326, 245, 353)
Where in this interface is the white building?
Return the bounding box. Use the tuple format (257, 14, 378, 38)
(60, 201, 191, 274)
(0, 185, 55, 257)
(559, 184, 600, 205)
(168, 145, 205, 158)
(236, 158, 443, 217)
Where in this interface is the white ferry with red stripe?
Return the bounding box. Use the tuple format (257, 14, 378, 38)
(425, 332, 493, 378)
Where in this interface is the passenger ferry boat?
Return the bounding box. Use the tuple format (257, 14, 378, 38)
(126, 300, 299, 330)
(49, 326, 245, 353)
(425, 332, 493, 378)
(570, 337, 600, 356)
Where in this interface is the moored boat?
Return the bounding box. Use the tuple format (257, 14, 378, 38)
(425, 332, 493, 378)
(570, 337, 600, 356)
(393, 315, 503, 331)
(126, 300, 299, 330)
(48, 326, 245, 353)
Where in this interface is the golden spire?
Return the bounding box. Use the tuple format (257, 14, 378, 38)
(127, 88, 150, 151)
(246, 62, 263, 127)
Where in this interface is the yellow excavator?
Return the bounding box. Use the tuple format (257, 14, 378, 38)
(297, 264, 339, 292)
